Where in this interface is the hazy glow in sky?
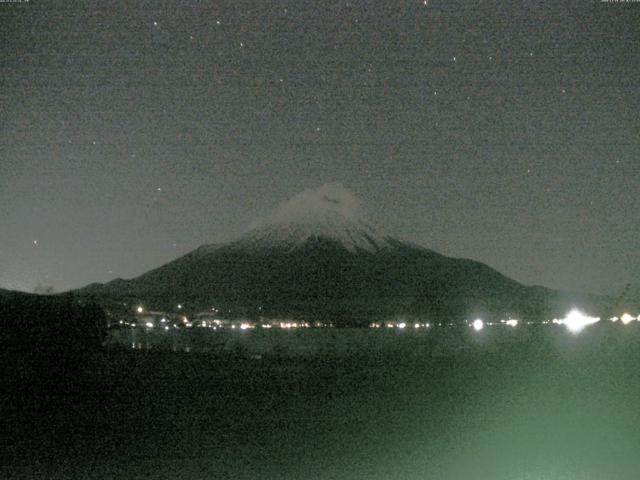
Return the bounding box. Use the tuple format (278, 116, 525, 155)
(1, 2, 638, 294)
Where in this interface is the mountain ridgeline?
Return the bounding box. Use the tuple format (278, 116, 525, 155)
(78, 184, 607, 325)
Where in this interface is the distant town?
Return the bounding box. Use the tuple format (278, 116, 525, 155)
(111, 304, 640, 335)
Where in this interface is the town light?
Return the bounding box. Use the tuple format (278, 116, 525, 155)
(560, 309, 600, 334)
(620, 313, 635, 325)
(136, 306, 144, 314)
(472, 319, 484, 331)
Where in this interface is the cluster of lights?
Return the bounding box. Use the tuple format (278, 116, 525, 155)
(132, 306, 192, 329)
(370, 321, 431, 329)
(127, 306, 639, 335)
(193, 319, 318, 330)
(610, 313, 640, 325)
(552, 309, 600, 334)
(279, 321, 310, 329)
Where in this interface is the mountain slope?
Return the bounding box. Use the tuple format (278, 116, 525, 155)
(78, 184, 607, 324)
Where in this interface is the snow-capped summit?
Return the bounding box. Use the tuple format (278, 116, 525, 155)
(235, 183, 393, 253)
(78, 183, 606, 325)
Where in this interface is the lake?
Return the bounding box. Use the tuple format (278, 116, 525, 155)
(3, 322, 640, 479)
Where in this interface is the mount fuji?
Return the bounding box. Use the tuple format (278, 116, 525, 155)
(79, 184, 606, 325)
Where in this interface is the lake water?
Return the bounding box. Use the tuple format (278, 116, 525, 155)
(4, 322, 640, 479)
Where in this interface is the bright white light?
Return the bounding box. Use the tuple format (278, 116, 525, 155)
(560, 309, 600, 334)
(621, 313, 635, 325)
(164, 326, 169, 331)
(472, 319, 484, 331)
(145, 322, 154, 328)
(610, 316, 619, 322)
(414, 323, 420, 329)
(505, 319, 518, 327)
(398, 322, 406, 329)
(240, 323, 252, 330)
(136, 306, 144, 314)
(177, 304, 182, 310)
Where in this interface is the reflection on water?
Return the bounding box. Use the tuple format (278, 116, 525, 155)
(10, 322, 640, 480)
(126, 329, 193, 353)
(107, 321, 639, 359)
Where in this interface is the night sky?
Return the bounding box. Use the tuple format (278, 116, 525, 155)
(1, 0, 638, 296)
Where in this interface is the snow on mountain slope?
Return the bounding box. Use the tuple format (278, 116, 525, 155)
(232, 183, 394, 253)
(76, 184, 609, 322)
